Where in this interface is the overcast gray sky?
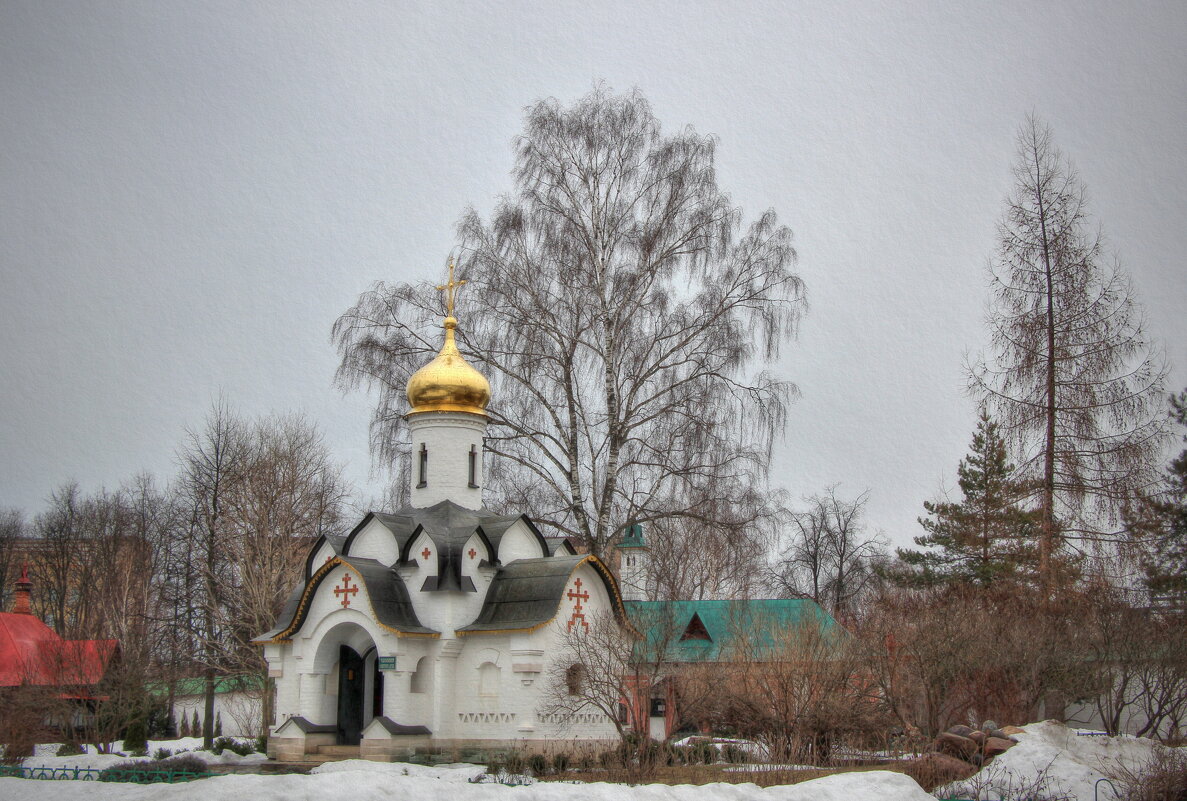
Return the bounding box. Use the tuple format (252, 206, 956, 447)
(2, 0, 1185, 547)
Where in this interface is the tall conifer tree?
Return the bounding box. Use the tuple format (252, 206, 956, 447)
(893, 413, 1039, 587)
(1129, 389, 1187, 601)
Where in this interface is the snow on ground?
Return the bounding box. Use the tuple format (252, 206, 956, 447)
(670, 736, 769, 760)
(937, 720, 1183, 801)
(312, 759, 487, 782)
(0, 765, 933, 801)
(22, 736, 266, 771)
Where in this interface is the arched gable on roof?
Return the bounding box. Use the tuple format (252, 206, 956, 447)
(457, 554, 627, 636)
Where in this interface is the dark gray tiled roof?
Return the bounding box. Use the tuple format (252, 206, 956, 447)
(458, 555, 592, 633)
(253, 556, 438, 642)
(546, 536, 577, 555)
(345, 500, 546, 593)
(276, 716, 336, 734)
(255, 583, 304, 642)
(369, 716, 431, 736)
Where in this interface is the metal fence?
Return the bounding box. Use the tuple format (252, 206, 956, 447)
(0, 764, 214, 782)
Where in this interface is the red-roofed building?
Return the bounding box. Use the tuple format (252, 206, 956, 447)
(0, 565, 117, 693)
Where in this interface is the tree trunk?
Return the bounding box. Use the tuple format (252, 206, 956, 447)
(1033, 143, 1057, 600)
(203, 669, 215, 748)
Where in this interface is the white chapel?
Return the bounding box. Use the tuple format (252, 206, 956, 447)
(256, 268, 628, 761)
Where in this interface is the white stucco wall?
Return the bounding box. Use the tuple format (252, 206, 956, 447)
(406, 412, 486, 509)
(173, 691, 263, 738)
(619, 548, 650, 601)
(497, 519, 543, 563)
(447, 560, 620, 743)
(308, 539, 337, 578)
(347, 518, 400, 565)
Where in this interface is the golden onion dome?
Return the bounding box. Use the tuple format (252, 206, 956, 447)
(406, 316, 490, 417)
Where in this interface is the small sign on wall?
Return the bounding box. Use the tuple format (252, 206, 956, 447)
(377, 656, 397, 671)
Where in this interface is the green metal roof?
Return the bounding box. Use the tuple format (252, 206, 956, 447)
(619, 523, 646, 549)
(624, 599, 843, 663)
(147, 674, 264, 698)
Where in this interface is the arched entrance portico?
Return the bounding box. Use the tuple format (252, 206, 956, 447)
(312, 622, 383, 745)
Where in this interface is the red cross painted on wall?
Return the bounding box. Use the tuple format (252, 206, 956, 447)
(468, 548, 477, 559)
(566, 578, 590, 631)
(334, 573, 359, 608)
(421, 547, 432, 560)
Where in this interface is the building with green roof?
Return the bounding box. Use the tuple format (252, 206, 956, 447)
(612, 525, 847, 740)
(625, 598, 843, 664)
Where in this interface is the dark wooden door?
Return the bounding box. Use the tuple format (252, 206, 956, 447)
(372, 666, 384, 720)
(337, 645, 365, 745)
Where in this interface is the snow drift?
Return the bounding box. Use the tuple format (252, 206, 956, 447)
(938, 720, 1183, 800)
(0, 763, 933, 801)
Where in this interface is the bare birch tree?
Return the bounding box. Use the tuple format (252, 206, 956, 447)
(970, 116, 1169, 595)
(334, 88, 805, 559)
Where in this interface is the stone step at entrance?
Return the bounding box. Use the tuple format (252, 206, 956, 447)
(313, 744, 361, 760)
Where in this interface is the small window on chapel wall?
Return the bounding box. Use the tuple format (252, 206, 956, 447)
(565, 664, 584, 696)
(468, 444, 478, 488)
(417, 443, 428, 488)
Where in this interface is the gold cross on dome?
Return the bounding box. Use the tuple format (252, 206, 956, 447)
(436, 258, 467, 316)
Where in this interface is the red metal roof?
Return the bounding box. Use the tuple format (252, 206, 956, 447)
(0, 612, 117, 687)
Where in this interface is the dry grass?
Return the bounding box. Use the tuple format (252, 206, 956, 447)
(1106, 749, 1187, 801)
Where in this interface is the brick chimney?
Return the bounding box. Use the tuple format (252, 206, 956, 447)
(10, 563, 32, 615)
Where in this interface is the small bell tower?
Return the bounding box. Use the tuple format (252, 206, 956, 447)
(617, 523, 650, 601)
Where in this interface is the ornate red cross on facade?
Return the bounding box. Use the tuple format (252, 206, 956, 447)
(421, 547, 432, 560)
(334, 573, 359, 608)
(468, 548, 477, 559)
(566, 577, 590, 630)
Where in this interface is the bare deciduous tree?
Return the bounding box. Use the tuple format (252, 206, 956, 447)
(768, 487, 885, 618)
(0, 508, 24, 610)
(220, 413, 349, 733)
(859, 584, 1090, 736)
(970, 116, 1169, 595)
(1077, 586, 1187, 740)
(179, 403, 350, 741)
(684, 613, 881, 764)
(333, 88, 805, 564)
(20, 478, 173, 751)
(541, 604, 682, 780)
(647, 507, 779, 600)
(177, 398, 254, 748)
